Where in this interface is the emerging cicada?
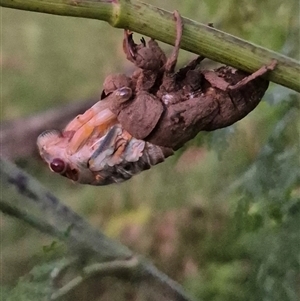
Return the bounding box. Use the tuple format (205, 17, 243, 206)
(37, 10, 275, 185)
(37, 88, 173, 185)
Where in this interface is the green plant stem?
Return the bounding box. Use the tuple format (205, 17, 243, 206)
(0, 157, 195, 301)
(0, 158, 131, 261)
(1, 0, 299, 92)
(50, 258, 140, 300)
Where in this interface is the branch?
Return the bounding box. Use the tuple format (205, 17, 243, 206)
(0, 157, 131, 260)
(1, 0, 299, 92)
(0, 157, 195, 301)
(50, 258, 140, 300)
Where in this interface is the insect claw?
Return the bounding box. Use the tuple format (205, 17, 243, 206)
(140, 37, 146, 47)
(123, 30, 136, 60)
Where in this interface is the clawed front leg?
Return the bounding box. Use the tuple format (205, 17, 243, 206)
(122, 10, 183, 74)
(177, 55, 205, 77)
(123, 30, 166, 70)
(123, 30, 140, 65)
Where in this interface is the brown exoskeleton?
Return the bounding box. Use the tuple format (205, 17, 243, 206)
(37, 11, 276, 185)
(108, 11, 276, 150)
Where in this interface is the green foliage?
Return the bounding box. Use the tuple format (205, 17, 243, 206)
(2, 0, 299, 300)
(232, 93, 300, 301)
(2, 260, 66, 301)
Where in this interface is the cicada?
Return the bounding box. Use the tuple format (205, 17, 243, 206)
(37, 10, 275, 185)
(37, 88, 173, 185)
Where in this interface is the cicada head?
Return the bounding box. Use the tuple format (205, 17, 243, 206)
(37, 130, 83, 182)
(37, 128, 116, 184)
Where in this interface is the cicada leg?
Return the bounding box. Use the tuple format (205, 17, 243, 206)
(109, 129, 132, 166)
(67, 87, 133, 155)
(164, 10, 183, 74)
(122, 30, 166, 71)
(228, 59, 277, 90)
(158, 11, 184, 96)
(123, 30, 137, 64)
(65, 99, 112, 132)
(65, 99, 117, 155)
(68, 110, 117, 155)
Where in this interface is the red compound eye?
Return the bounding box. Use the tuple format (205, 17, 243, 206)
(50, 158, 66, 173)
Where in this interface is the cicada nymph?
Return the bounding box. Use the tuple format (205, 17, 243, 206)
(37, 88, 173, 185)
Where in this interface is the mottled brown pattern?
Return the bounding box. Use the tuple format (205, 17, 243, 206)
(106, 12, 276, 150)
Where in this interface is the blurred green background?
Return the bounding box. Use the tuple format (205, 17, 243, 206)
(1, 0, 300, 300)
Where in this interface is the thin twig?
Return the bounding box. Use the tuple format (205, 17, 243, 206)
(51, 257, 139, 300)
(0, 157, 195, 301)
(1, 0, 299, 92)
(0, 200, 66, 240)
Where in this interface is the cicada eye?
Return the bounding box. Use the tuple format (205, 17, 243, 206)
(115, 87, 132, 103)
(50, 158, 66, 174)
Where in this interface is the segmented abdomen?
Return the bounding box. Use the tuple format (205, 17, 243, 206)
(88, 126, 173, 185)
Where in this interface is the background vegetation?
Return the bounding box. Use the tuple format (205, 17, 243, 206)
(1, 0, 299, 300)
